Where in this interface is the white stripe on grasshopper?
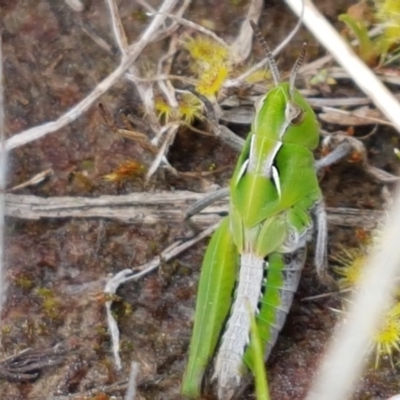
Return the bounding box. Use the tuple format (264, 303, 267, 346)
(271, 166, 281, 198)
(247, 134, 257, 173)
(279, 118, 291, 139)
(213, 252, 265, 396)
(253, 94, 267, 128)
(259, 140, 282, 177)
(248, 131, 283, 181)
(235, 158, 249, 185)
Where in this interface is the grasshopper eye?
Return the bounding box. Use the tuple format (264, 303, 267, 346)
(285, 101, 304, 125)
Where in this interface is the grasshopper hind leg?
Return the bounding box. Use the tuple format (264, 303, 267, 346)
(232, 248, 306, 400)
(241, 247, 306, 369)
(262, 248, 307, 359)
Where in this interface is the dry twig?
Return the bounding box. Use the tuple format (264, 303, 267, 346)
(8, 169, 53, 192)
(104, 222, 219, 370)
(4, 191, 385, 230)
(0, 345, 66, 381)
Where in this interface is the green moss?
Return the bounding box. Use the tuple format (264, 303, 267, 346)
(35, 287, 62, 320)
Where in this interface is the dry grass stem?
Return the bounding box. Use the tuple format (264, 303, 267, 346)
(125, 361, 139, 400)
(156, 34, 179, 109)
(145, 0, 191, 44)
(105, 268, 132, 370)
(299, 26, 382, 75)
(105, 0, 129, 56)
(4, 191, 385, 231)
(321, 106, 392, 126)
(145, 123, 179, 182)
(8, 169, 53, 192)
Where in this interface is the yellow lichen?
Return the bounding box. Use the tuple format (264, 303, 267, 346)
(196, 64, 230, 97)
(184, 35, 232, 98)
(155, 97, 179, 123)
(178, 94, 203, 124)
(373, 302, 400, 368)
(332, 246, 368, 289)
(155, 94, 203, 124)
(184, 35, 229, 66)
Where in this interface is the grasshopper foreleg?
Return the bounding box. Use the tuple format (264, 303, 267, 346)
(315, 141, 352, 171)
(185, 187, 230, 220)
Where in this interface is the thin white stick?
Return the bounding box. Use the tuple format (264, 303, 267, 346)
(125, 361, 139, 400)
(105, 0, 129, 56)
(105, 268, 133, 370)
(299, 26, 382, 75)
(306, 185, 400, 400)
(156, 37, 179, 109)
(144, 0, 191, 45)
(145, 123, 179, 181)
(284, 0, 400, 133)
(124, 222, 219, 283)
(0, 36, 6, 319)
(5, 0, 178, 151)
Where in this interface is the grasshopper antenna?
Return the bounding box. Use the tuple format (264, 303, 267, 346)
(250, 20, 280, 86)
(289, 42, 307, 99)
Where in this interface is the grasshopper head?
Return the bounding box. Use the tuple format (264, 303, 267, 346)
(252, 35, 320, 150)
(280, 45, 320, 149)
(253, 83, 319, 150)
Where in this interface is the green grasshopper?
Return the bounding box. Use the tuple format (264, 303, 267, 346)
(182, 22, 328, 399)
